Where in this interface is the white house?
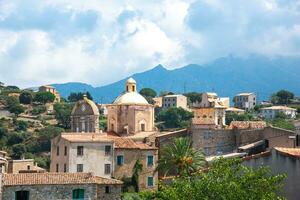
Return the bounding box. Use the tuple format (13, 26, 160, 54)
(260, 106, 297, 119)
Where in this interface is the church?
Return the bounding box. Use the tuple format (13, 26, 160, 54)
(50, 78, 158, 191)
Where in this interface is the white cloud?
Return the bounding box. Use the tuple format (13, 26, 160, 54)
(0, 0, 299, 87)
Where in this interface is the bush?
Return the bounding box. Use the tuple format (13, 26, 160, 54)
(32, 105, 46, 115)
(34, 91, 55, 104)
(19, 91, 33, 104)
(156, 107, 193, 129)
(15, 120, 28, 131)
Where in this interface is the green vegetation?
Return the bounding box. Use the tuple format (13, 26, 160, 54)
(267, 112, 295, 131)
(156, 107, 193, 130)
(19, 91, 33, 104)
(184, 92, 202, 105)
(99, 115, 107, 130)
(225, 112, 255, 125)
(32, 105, 47, 115)
(54, 103, 73, 129)
(139, 88, 157, 104)
(271, 90, 294, 104)
(67, 91, 93, 102)
(157, 137, 206, 177)
(34, 91, 55, 104)
(4, 96, 25, 116)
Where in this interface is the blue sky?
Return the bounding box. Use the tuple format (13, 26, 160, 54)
(0, 0, 300, 87)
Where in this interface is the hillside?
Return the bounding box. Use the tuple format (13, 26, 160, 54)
(52, 55, 300, 103)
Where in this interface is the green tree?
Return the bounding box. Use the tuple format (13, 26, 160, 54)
(67, 92, 93, 102)
(34, 91, 55, 104)
(156, 158, 286, 200)
(159, 91, 174, 97)
(139, 88, 157, 98)
(184, 92, 202, 104)
(9, 104, 25, 116)
(36, 126, 64, 151)
(132, 159, 143, 192)
(157, 137, 206, 177)
(15, 120, 28, 131)
(54, 103, 73, 129)
(19, 91, 33, 104)
(11, 143, 27, 159)
(271, 90, 294, 104)
(156, 107, 193, 129)
(225, 112, 255, 125)
(5, 96, 25, 116)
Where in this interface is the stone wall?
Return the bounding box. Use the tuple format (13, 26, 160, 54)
(2, 184, 121, 200)
(263, 127, 295, 148)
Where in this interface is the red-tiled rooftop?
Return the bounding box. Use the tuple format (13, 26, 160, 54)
(229, 121, 267, 130)
(3, 173, 123, 186)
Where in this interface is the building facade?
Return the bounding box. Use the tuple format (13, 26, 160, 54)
(233, 93, 256, 111)
(38, 85, 61, 103)
(1, 173, 122, 200)
(162, 94, 187, 110)
(260, 106, 297, 119)
(194, 92, 229, 108)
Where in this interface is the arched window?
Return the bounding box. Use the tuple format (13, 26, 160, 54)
(72, 189, 85, 200)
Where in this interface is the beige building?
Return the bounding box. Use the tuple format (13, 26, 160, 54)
(70, 95, 100, 133)
(39, 85, 61, 103)
(194, 92, 229, 108)
(192, 107, 226, 129)
(162, 94, 187, 109)
(153, 97, 162, 107)
(1, 173, 122, 200)
(51, 78, 158, 191)
(261, 106, 297, 119)
(106, 78, 155, 135)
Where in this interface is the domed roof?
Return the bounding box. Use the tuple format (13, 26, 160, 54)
(71, 95, 100, 115)
(113, 92, 149, 105)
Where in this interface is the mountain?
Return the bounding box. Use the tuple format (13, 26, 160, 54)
(52, 55, 300, 103)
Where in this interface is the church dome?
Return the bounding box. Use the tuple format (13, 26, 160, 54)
(113, 78, 149, 105)
(71, 95, 100, 116)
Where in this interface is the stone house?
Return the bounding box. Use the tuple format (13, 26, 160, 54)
(38, 85, 61, 103)
(194, 92, 229, 108)
(233, 93, 256, 111)
(1, 172, 122, 200)
(260, 106, 297, 119)
(192, 107, 226, 129)
(162, 94, 187, 110)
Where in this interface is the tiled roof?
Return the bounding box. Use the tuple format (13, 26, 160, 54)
(3, 173, 123, 186)
(229, 121, 267, 130)
(60, 133, 156, 150)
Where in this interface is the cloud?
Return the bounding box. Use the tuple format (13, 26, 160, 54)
(0, 0, 299, 87)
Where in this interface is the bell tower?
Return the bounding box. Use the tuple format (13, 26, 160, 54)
(126, 77, 137, 92)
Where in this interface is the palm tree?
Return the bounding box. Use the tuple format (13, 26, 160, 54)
(157, 137, 206, 177)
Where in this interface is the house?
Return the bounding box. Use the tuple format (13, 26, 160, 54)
(233, 93, 256, 111)
(194, 92, 229, 108)
(260, 106, 297, 119)
(0, 151, 8, 173)
(51, 78, 158, 191)
(1, 172, 122, 200)
(38, 85, 61, 103)
(192, 107, 226, 129)
(225, 107, 245, 115)
(162, 94, 187, 109)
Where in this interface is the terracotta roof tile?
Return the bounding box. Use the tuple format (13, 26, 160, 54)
(229, 121, 267, 130)
(3, 173, 123, 186)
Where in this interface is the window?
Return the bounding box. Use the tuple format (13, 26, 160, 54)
(56, 146, 59, 156)
(132, 85, 135, 91)
(104, 164, 111, 174)
(147, 155, 154, 167)
(77, 164, 83, 172)
(141, 123, 145, 131)
(72, 189, 85, 200)
(27, 165, 30, 170)
(64, 163, 67, 172)
(105, 145, 111, 156)
(64, 146, 67, 156)
(56, 163, 59, 172)
(15, 191, 29, 200)
(147, 176, 154, 187)
(105, 186, 111, 194)
(117, 155, 124, 166)
(77, 146, 84, 156)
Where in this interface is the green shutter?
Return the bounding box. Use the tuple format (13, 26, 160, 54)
(147, 176, 153, 187)
(147, 155, 153, 167)
(72, 189, 85, 200)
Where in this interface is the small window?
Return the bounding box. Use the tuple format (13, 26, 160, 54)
(104, 164, 111, 174)
(147, 155, 154, 167)
(147, 176, 154, 187)
(56, 163, 59, 172)
(105, 145, 111, 156)
(72, 189, 85, 199)
(132, 85, 135, 91)
(141, 123, 145, 132)
(56, 146, 59, 156)
(77, 146, 84, 156)
(27, 165, 30, 170)
(15, 191, 29, 200)
(77, 164, 83, 172)
(105, 186, 111, 194)
(64, 164, 67, 172)
(64, 146, 67, 156)
(117, 155, 124, 166)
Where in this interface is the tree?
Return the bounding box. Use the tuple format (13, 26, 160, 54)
(157, 137, 206, 177)
(68, 92, 93, 102)
(12, 143, 26, 159)
(132, 159, 143, 192)
(225, 112, 255, 125)
(159, 91, 174, 97)
(156, 107, 193, 129)
(156, 158, 286, 200)
(139, 88, 157, 98)
(34, 91, 55, 104)
(9, 104, 25, 116)
(184, 92, 202, 105)
(54, 103, 73, 129)
(19, 91, 33, 104)
(271, 90, 294, 104)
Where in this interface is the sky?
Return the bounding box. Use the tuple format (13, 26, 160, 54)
(0, 0, 300, 88)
